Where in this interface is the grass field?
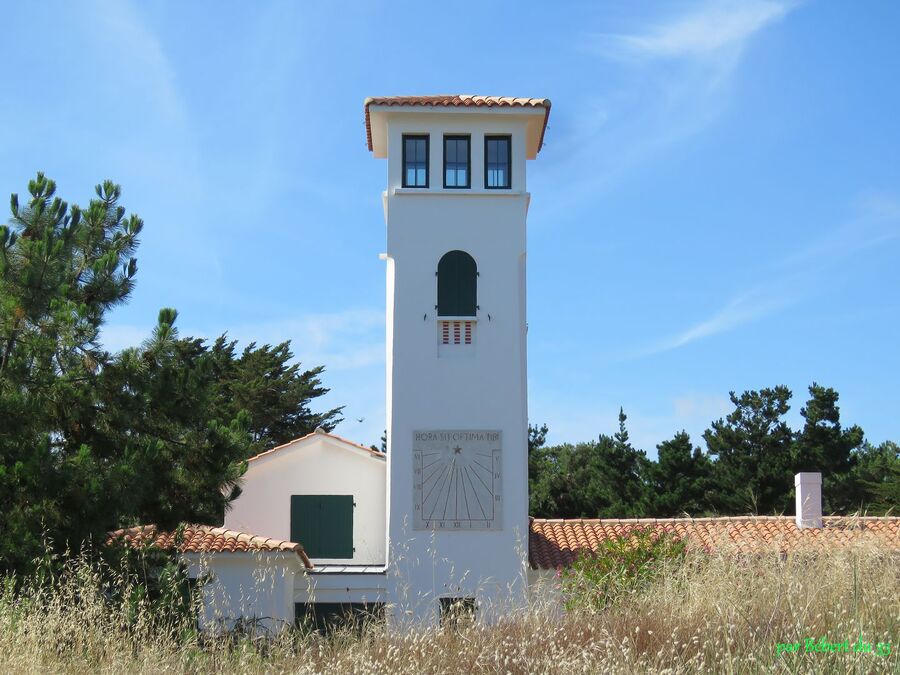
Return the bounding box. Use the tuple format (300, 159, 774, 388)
(0, 543, 896, 674)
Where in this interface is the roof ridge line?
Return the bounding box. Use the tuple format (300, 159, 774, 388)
(530, 515, 798, 524)
(246, 430, 385, 463)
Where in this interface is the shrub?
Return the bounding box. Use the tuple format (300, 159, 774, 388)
(560, 527, 686, 611)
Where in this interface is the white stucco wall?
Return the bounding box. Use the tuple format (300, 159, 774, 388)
(527, 567, 564, 616)
(295, 571, 388, 606)
(380, 109, 535, 625)
(224, 434, 387, 565)
(185, 552, 302, 634)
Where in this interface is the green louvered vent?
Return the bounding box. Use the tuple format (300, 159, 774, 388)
(290, 495, 354, 559)
(437, 250, 477, 316)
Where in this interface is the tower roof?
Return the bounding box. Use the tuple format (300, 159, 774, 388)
(364, 94, 551, 157)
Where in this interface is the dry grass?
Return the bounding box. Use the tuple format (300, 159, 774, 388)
(0, 544, 896, 674)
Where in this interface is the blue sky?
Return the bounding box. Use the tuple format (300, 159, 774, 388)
(2, 1, 898, 455)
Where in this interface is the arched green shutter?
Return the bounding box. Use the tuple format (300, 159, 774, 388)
(437, 251, 477, 316)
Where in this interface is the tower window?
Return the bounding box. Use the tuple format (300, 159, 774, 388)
(437, 250, 477, 317)
(443, 136, 470, 188)
(402, 135, 429, 188)
(485, 136, 511, 189)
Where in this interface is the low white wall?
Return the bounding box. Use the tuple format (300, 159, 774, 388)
(527, 567, 563, 616)
(184, 552, 302, 634)
(296, 571, 388, 606)
(225, 435, 387, 565)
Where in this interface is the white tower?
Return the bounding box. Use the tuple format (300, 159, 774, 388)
(366, 95, 551, 624)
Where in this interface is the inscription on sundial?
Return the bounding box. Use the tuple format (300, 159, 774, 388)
(412, 430, 502, 531)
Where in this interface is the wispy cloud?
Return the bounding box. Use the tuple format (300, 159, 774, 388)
(87, 0, 198, 176)
(783, 192, 900, 267)
(673, 393, 732, 420)
(195, 308, 385, 371)
(101, 307, 385, 371)
(536, 1, 795, 220)
(646, 289, 794, 356)
(93, 0, 188, 127)
(641, 191, 900, 356)
(529, 387, 731, 455)
(602, 1, 790, 61)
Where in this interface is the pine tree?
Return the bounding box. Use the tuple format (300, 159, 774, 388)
(703, 386, 795, 514)
(0, 174, 143, 570)
(833, 441, 900, 515)
(529, 412, 649, 518)
(791, 383, 864, 512)
(0, 176, 244, 573)
(649, 432, 714, 516)
(207, 336, 342, 456)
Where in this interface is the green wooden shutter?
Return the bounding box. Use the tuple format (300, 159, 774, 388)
(290, 495, 354, 558)
(437, 250, 477, 316)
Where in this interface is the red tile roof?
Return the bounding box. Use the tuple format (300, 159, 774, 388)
(247, 429, 385, 464)
(109, 525, 314, 569)
(529, 516, 900, 570)
(364, 95, 552, 152)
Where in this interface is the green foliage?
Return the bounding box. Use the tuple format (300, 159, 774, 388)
(703, 386, 795, 514)
(648, 431, 714, 517)
(791, 383, 865, 512)
(371, 429, 387, 454)
(101, 541, 199, 630)
(830, 441, 900, 515)
(530, 385, 896, 519)
(206, 336, 343, 456)
(0, 174, 341, 575)
(528, 423, 548, 454)
(561, 528, 686, 611)
(861, 441, 900, 513)
(529, 411, 649, 518)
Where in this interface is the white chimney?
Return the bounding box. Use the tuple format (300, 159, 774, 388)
(795, 472, 823, 529)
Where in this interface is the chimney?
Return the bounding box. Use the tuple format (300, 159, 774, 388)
(794, 472, 823, 529)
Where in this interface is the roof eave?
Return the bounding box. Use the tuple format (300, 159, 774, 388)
(365, 99, 551, 158)
(181, 549, 314, 570)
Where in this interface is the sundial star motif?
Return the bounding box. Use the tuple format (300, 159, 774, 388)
(453, 445, 462, 454)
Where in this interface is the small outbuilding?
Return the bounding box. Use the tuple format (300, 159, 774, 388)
(110, 524, 312, 633)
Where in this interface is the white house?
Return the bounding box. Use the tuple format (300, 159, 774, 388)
(114, 95, 899, 632)
(223, 429, 390, 626)
(224, 429, 387, 567)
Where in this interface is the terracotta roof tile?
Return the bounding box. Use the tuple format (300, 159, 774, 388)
(529, 516, 900, 570)
(364, 94, 551, 152)
(109, 525, 313, 569)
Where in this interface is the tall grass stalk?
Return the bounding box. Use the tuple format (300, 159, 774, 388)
(0, 543, 895, 673)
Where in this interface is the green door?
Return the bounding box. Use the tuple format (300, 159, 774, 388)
(290, 495, 354, 558)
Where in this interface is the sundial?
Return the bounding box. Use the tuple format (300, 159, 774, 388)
(412, 430, 502, 530)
